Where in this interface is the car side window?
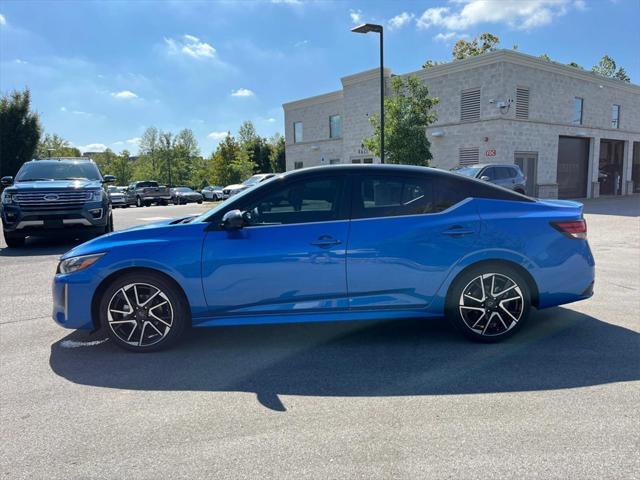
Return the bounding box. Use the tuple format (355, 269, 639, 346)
(353, 175, 468, 219)
(240, 177, 346, 226)
(482, 167, 496, 180)
(495, 167, 512, 180)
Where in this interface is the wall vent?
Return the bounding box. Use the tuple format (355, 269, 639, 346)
(460, 88, 481, 122)
(459, 147, 480, 166)
(516, 87, 530, 119)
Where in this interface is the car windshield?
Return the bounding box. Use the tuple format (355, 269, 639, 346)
(107, 187, 119, 193)
(137, 181, 158, 188)
(176, 187, 192, 192)
(452, 166, 482, 177)
(15, 161, 102, 182)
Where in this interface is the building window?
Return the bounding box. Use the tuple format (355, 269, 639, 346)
(294, 161, 303, 169)
(461, 88, 481, 122)
(611, 104, 620, 129)
(351, 159, 361, 164)
(515, 87, 529, 119)
(572, 97, 584, 125)
(329, 115, 342, 139)
(363, 158, 373, 164)
(329, 159, 341, 165)
(459, 147, 479, 166)
(293, 122, 303, 143)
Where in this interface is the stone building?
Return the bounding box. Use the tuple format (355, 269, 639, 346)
(282, 49, 640, 199)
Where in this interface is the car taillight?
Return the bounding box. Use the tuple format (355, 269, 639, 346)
(551, 219, 587, 239)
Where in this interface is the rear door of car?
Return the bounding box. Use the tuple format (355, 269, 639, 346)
(201, 174, 351, 315)
(346, 172, 481, 309)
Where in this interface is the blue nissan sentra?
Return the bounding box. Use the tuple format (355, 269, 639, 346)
(52, 165, 595, 352)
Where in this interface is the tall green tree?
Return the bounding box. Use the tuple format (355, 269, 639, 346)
(269, 133, 286, 173)
(363, 75, 438, 166)
(208, 134, 255, 186)
(238, 120, 272, 173)
(36, 133, 81, 158)
(592, 55, 631, 83)
(173, 128, 199, 186)
(112, 150, 134, 185)
(452, 33, 500, 60)
(0, 89, 42, 177)
(92, 148, 117, 175)
(138, 127, 159, 174)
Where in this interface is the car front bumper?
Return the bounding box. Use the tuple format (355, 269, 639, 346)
(1, 201, 109, 233)
(52, 267, 106, 330)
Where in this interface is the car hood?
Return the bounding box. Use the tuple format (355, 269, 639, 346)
(224, 184, 245, 190)
(8, 179, 103, 191)
(60, 216, 201, 260)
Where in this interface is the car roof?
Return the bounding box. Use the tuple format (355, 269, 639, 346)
(279, 163, 469, 180)
(26, 158, 96, 164)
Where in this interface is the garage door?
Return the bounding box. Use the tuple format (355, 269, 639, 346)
(557, 136, 589, 198)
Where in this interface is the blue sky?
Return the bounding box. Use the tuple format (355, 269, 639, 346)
(1, 0, 638, 156)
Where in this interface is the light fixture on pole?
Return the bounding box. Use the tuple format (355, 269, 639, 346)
(351, 23, 384, 164)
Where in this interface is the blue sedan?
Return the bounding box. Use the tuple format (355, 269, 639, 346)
(52, 165, 595, 352)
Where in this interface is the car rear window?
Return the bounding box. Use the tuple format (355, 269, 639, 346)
(137, 181, 159, 188)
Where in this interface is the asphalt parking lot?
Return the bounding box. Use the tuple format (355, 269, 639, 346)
(1, 196, 639, 479)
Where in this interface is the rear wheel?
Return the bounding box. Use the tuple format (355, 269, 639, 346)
(446, 265, 531, 342)
(99, 272, 189, 352)
(3, 230, 25, 248)
(136, 196, 143, 208)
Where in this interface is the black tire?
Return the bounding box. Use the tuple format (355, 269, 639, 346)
(144, 201, 151, 207)
(136, 196, 143, 208)
(173, 197, 179, 205)
(197, 200, 202, 204)
(3, 231, 25, 248)
(98, 272, 189, 352)
(159, 200, 168, 206)
(446, 264, 531, 343)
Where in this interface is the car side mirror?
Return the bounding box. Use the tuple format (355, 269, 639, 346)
(480, 175, 490, 182)
(221, 209, 244, 230)
(103, 175, 116, 183)
(1, 176, 14, 187)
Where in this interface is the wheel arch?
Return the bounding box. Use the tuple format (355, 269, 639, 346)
(445, 259, 540, 309)
(91, 266, 191, 331)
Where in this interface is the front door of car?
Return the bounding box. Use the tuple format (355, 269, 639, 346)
(347, 174, 481, 309)
(201, 176, 350, 316)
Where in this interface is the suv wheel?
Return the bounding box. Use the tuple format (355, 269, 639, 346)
(446, 264, 531, 342)
(99, 272, 189, 352)
(3, 230, 25, 248)
(136, 196, 143, 208)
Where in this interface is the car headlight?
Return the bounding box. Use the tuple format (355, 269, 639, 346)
(57, 253, 105, 274)
(1, 192, 15, 204)
(89, 190, 103, 201)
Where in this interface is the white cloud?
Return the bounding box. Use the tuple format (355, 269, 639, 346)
(349, 9, 362, 25)
(231, 88, 255, 97)
(0, 14, 6, 26)
(165, 34, 216, 59)
(60, 106, 67, 112)
(77, 143, 107, 153)
(416, 0, 579, 31)
(126, 137, 141, 145)
(294, 39, 309, 48)
(207, 131, 229, 140)
(14, 59, 28, 64)
(111, 90, 138, 100)
(388, 12, 414, 30)
(267, 118, 276, 123)
(434, 31, 457, 42)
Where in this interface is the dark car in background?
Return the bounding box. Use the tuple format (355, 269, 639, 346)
(171, 187, 203, 205)
(452, 163, 527, 195)
(125, 181, 171, 207)
(0, 158, 115, 247)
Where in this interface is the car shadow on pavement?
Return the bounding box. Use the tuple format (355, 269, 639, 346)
(0, 235, 83, 257)
(581, 195, 640, 217)
(49, 307, 640, 412)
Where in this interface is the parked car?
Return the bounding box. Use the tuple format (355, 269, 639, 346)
(52, 164, 594, 352)
(201, 185, 223, 201)
(222, 173, 276, 199)
(451, 163, 527, 194)
(107, 186, 128, 208)
(125, 181, 171, 207)
(1, 158, 115, 247)
(171, 187, 203, 205)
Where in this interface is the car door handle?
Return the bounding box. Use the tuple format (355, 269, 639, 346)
(311, 235, 341, 247)
(442, 226, 475, 237)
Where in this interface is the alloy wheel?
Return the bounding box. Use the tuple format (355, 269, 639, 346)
(107, 283, 174, 347)
(458, 273, 524, 337)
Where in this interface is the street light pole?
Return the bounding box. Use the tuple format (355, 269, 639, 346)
(351, 23, 385, 164)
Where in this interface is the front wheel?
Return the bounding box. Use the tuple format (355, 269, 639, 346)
(3, 230, 25, 248)
(99, 272, 189, 352)
(446, 265, 531, 342)
(136, 196, 143, 208)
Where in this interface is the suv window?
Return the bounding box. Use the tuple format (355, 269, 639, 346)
(353, 175, 470, 219)
(241, 177, 346, 226)
(495, 167, 514, 180)
(481, 167, 496, 180)
(136, 181, 159, 188)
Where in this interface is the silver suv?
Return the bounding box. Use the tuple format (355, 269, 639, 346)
(451, 163, 527, 195)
